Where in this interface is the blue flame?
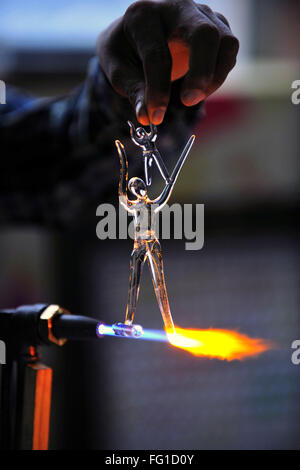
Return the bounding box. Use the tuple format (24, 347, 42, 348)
(97, 323, 168, 342)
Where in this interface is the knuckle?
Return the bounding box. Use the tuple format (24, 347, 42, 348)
(215, 12, 231, 28)
(198, 4, 213, 15)
(222, 34, 240, 56)
(124, 1, 154, 27)
(194, 23, 220, 45)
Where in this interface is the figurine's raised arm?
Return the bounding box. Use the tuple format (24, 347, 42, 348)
(153, 135, 195, 212)
(115, 140, 132, 211)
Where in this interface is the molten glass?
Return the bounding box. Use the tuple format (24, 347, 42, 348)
(112, 322, 144, 338)
(166, 326, 272, 360)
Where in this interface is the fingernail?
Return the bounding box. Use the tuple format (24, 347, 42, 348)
(136, 101, 143, 115)
(151, 108, 166, 125)
(136, 101, 149, 125)
(181, 90, 205, 106)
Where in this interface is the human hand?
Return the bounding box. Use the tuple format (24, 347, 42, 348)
(97, 0, 239, 126)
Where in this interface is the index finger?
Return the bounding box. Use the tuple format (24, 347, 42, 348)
(124, 2, 172, 125)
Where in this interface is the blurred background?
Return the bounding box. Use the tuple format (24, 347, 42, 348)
(0, 0, 299, 449)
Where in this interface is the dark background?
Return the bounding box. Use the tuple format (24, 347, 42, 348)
(0, 0, 299, 449)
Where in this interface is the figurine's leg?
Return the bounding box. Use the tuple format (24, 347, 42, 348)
(125, 241, 147, 325)
(146, 240, 175, 333)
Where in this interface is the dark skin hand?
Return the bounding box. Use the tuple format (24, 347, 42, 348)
(97, 0, 239, 126)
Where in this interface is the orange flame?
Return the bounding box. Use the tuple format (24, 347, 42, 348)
(166, 326, 273, 360)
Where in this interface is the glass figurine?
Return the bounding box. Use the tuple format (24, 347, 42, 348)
(113, 125, 195, 337)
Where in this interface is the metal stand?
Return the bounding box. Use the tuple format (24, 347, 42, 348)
(0, 304, 99, 450)
(0, 347, 52, 450)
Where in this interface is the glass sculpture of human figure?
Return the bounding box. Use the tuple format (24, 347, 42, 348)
(127, 121, 170, 186)
(115, 132, 195, 334)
